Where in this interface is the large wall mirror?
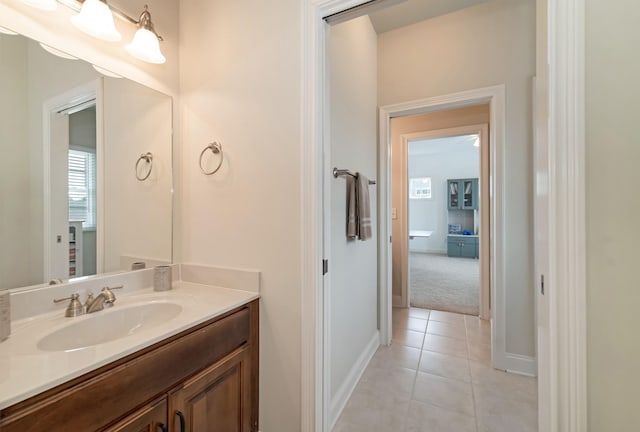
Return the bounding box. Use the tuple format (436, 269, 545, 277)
(0, 30, 173, 291)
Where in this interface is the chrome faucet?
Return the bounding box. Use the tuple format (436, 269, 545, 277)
(85, 285, 123, 314)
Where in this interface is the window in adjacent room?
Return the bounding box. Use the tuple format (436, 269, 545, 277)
(409, 177, 432, 199)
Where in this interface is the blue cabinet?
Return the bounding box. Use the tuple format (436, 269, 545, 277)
(447, 235, 479, 258)
(447, 178, 479, 210)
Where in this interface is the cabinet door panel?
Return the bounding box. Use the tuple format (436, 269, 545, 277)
(171, 348, 251, 432)
(103, 398, 167, 432)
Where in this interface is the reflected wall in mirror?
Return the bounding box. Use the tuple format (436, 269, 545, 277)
(0, 31, 172, 291)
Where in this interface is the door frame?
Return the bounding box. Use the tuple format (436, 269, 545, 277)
(43, 80, 104, 281)
(301, 1, 587, 431)
(379, 87, 506, 366)
(399, 124, 490, 321)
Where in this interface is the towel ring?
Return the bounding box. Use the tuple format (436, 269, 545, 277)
(199, 142, 224, 175)
(135, 152, 153, 181)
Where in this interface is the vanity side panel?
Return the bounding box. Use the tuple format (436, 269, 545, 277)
(0, 304, 253, 432)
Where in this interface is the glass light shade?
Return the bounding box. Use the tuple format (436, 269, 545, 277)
(71, 0, 121, 42)
(0, 26, 18, 35)
(126, 28, 166, 64)
(21, 0, 57, 11)
(39, 43, 78, 60)
(92, 64, 122, 78)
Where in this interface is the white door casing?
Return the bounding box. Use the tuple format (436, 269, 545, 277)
(379, 86, 507, 369)
(399, 124, 490, 321)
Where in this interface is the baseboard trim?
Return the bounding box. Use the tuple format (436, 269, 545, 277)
(329, 331, 380, 429)
(503, 353, 537, 377)
(392, 295, 402, 307)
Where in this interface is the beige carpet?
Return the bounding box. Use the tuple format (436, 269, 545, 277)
(410, 252, 479, 316)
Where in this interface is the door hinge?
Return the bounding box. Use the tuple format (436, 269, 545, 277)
(540, 274, 545, 295)
(389, 235, 392, 243)
(322, 259, 328, 275)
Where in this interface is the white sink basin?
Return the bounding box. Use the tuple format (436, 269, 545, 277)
(37, 302, 182, 352)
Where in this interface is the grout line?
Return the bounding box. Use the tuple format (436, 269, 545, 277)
(466, 319, 481, 432)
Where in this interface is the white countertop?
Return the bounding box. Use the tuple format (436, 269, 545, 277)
(409, 230, 433, 238)
(0, 282, 259, 410)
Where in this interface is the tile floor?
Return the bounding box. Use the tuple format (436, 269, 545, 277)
(332, 308, 537, 432)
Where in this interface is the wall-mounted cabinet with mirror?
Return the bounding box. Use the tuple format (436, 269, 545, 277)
(0, 30, 172, 292)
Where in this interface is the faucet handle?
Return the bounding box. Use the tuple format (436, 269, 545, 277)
(53, 293, 85, 317)
(101, 285, 123, 303)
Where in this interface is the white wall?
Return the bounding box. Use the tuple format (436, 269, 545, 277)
(178, 1, 302, 430)
(0, 35, 30, 290)
(328, 16, 378, 422)
(585, 0, 640, 429)
(408, 147, 479, 253)
(103, 78, 172, 272)
(379, 0, 536, 358)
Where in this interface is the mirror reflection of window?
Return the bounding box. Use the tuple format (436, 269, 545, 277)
(409, 177, 432, 199)
(68, 148, 96, 228)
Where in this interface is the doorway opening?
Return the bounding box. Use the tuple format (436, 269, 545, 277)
(406, 132, 485, 317)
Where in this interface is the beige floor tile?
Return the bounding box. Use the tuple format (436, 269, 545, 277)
(413, 372, 475, 416)
(467, 340, 492, 366)
(409, 307, 430, 319)
(465, 316, 491, 344)
(423, 333, 468, 358)
(396, 317, 428, 332)
(427, 320, 467, 340)
(360, 366, 417, 399)
(393, 307, 410, 320)
(429, 310, 466, 325)
(418, 350, 471, 382)
(469, 361, 537, 397)
(392, 327, 425, 349)
(370, 344, 422, 370)
(337, 379, 410, 432)
(405, 400, 476, 432)
(474, 384, 537, 432)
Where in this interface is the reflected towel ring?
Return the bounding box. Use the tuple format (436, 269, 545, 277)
(199, 142, 223, 175)
(135, 152, 153, 181)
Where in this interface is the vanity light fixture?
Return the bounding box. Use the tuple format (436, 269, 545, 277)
(39, 42, 78, 60)
(125, 5, 165, 64)
(21, 0, 57, 11)
(19, 0, 166, 65)
(71, 0, 121, 42)
(0, 26, 18, 35)
(92, 64, 122, 78)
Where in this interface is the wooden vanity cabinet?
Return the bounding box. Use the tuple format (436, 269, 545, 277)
(0, 300, 259, 432)
(104, 398, 168, 432)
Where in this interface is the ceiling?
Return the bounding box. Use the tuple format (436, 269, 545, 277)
(368, 0, 491, 34)
(408, 134, 479, 156)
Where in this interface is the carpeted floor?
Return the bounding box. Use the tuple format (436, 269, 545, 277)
(410, 252, 479, 316)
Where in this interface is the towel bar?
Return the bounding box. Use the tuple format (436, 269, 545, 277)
(332, 167, 376, 185)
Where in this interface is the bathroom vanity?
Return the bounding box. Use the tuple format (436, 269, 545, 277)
(0, 268, 260, 432)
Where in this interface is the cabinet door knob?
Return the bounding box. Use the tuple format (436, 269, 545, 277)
(176, 411, 186, 432)
(157, 423, 168, 432)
